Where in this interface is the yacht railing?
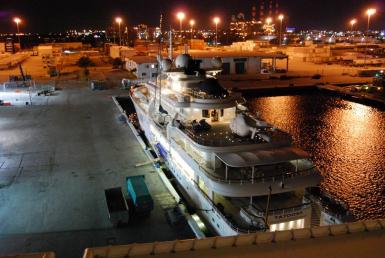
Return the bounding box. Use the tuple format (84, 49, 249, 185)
(200, 164, 318, 186)
(305, 188, 353, 222)
(172, 139, 318, 186)
(194, 181, 265, 234)
(248, 202, 312, 218)
(185, 88, 228, 100)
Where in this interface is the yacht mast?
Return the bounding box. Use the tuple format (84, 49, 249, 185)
(169, 28, 173, 61)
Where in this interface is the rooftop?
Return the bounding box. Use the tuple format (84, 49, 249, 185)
(184, 50, 288, 59)
(128, 55, 157, 64)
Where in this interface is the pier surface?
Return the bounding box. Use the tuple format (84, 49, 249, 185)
(0, 85, 193, 258)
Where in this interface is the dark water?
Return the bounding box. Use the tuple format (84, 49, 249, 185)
(248, 92, 385, 220)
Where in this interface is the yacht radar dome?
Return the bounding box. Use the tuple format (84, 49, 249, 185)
(175, 54, 192, 68)
(161, 59, 172, 71)
(211, 57, 223, 68)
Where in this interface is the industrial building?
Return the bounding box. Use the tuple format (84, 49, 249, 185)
(188, 50, 289, 75)
(125, 55, 158, 80)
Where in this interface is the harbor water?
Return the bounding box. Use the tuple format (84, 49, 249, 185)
(247, 91, 385, 220)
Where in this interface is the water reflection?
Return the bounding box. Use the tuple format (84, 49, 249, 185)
(248, 93, 385, 219)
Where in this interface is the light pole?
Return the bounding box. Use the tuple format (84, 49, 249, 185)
(366, 8, 376, 36)
(189, 19, 195, 40)
(177, 12, 185, 35)
(364, 8, 376, 67)
(213, 17, 220, 47)
(350, 18, 357, 32)
(115, 17, 122, 45)
(13, 17, 21, 46)
(278, 14, 284, 46)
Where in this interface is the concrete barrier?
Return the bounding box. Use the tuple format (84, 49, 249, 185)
(1, 252, 55, 258)
(82, 219, 385, 258)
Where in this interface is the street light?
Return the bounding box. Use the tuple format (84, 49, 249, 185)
(366, 8, 376, 36)
(189, 19, 195, 40)
(350, 19, 357, 32)
(278, 14, 284, 46)
(13, 17, 22, 45)
(177, 12, 185, 33)
(213, 17, 220, 47)
(364, 8, 376, 67)
(266, 17, 272, 25)
(115, 17, 123, 45)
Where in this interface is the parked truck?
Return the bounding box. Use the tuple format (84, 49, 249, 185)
(104, 187, 130, 227)
(126, 175, 154, 215)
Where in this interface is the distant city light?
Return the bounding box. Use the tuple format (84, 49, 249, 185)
(278, 14, 284, 21)
(286, 27, 295, 33)
(190, 20, 195, 26)
(115, 17, 122, 24)
(266, 17, 272, 25)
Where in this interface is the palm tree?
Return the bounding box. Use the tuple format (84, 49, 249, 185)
(76, 56, 95, 78)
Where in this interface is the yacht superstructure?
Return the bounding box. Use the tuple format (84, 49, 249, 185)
(129, 53, 322, 235)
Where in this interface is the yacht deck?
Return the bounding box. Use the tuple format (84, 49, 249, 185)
(180, 122, 291, 148)
(212, 192, 309, 231)
(207, 160, 315, 183)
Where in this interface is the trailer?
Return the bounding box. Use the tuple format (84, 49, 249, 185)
(104, 187, 130, 227)
(126, 175, 154, 215)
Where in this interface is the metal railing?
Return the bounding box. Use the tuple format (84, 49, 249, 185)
(248, 202, 312, 218)
(305, 188, 352, 221)
(171, 139, 318, 186)
(194, 181, 264, 234)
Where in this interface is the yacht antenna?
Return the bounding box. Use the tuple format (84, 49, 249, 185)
(169, 27, 173, 60)
(156, 13, 164, 105)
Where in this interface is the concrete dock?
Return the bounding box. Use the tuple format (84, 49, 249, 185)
(0, 85, 193, 258)
(219, 74, 370, 91)
(318, 84, 385, 106)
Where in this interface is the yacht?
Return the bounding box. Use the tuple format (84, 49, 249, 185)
(128, 53, 322, 236)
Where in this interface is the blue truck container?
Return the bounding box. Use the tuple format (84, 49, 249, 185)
(126, 175, 154, 214)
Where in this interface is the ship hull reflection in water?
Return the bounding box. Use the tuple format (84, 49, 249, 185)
(248, 92, 385, 220)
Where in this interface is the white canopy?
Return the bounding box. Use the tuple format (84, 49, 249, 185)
(216, 147, 310, 168)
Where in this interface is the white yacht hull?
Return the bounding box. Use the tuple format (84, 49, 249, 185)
(132, 100, 238, 236)
(131, 99, 312, 236)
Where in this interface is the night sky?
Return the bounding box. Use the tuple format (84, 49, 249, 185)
(0, 0, 384, 33)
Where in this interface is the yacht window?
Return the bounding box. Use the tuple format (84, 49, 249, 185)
(222, 63, 230, 75)
(202, 109, 209, 118)
(220, 109, 224, 117)
(211, 110, 219, 122)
